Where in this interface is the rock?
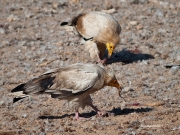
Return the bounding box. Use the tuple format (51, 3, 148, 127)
(159, 1, 169, 8)
(2, 40, 10, 47)
(24, 11, 34, 18)
(52, 3, 59, 9)
(154, 10, 164, 17)
(170, 66, 180, 75)
(138, 0, 149, 4)
(101, 8, 116, 14)
(39, 132, 46, 135)
(69, 0, 80, 4)
(136, 24, 143, 30)
(7, 14, 20, 22)
(22, 113, 28, 118)
(18, 41, 27, 46)
(129, 0, 149, 4)
(0, 28, 5, 34)
(129, 21, 138, 26)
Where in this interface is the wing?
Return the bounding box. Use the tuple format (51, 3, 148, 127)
(46, 65, 101, 98)
(11, 63, 102, 100)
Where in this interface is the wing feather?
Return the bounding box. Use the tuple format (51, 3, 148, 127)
(52, 69, 99, 93)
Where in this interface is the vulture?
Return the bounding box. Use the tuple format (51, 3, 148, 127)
(11, 63, 121, 120)
(60, 12, 121, 64)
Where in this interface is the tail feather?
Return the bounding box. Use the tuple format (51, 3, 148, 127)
(60, 13, 85, 26)
(13, 97, 27, 103)
(60, 22, 69, 26)
(11, 74, 56, 103)
(11, 84, 25, 93)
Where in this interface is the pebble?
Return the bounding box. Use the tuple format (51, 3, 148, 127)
(39, 132, 46, 135)
(0, 28, 5, 34)
(129, 0, 148, 4)
(22, 113, 28, 118)
(159, 1, 169, 8)
(0, 0, 179, 134)
(154, 10, 164, 17)
(170, 66, 180, 75)
(129, 21, 138, 26)
(101, 8, 116, 14)
(18, 41, 27, 46)
(24, 11, 33, 18)
(7, 14, 20, 22)
(136, 25, 143, 30)
(91, 116, 96, 121)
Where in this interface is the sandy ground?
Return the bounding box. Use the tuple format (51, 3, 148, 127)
(0, 0, 180, 134)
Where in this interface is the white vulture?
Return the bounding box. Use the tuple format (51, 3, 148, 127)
(11, 63, 121, 120)
(60, 12, 121, 64)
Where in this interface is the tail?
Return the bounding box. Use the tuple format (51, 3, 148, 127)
(60, 13, 85, 26)
(11, 74, 56, 103)
(11, 83, 27, 103)
(60, 22, 69, 26)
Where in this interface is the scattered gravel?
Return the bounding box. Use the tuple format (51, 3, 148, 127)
(0, 0, 179, 134)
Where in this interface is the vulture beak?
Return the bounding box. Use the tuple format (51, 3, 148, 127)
(106, 43, 115, 58)
(108, 79, 121, 90)
(108, 79, 125, 101)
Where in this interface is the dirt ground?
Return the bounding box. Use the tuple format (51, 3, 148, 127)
(0, 0, 180, 134)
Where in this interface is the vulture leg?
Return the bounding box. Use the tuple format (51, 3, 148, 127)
(83, 95, 109, 117)
(73, 111, 86, 120)
(88, 102, 109, 117)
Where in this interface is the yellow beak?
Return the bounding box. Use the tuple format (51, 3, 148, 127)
(106, 43, 115, 58)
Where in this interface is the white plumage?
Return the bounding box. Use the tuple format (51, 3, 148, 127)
(61, 12, 121, 64)
(11, 63, 121, 120)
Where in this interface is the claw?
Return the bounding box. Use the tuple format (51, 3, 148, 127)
(97, 111, 109, 117)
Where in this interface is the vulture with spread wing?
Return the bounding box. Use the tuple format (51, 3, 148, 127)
(61, 12, 121, 64)
(11, 63, 121, 120)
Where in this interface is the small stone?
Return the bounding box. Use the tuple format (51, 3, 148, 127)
(18, 41, 27, 46)
(22, 113, 28, 118)
(136, 24, 143, 30)
(129, 21, 138, 26)
(25, 11, 33, 18)
(0, 101, 5, 106)
(69, 0, 80, 4)
(0, 28, 5, 34)
(138, 0, 148, 4)
(101, 8, 116, 14)
(39, 132, 46, 135)
(7, 14, 20, 22)
(91, 116, 96, 121)
(159, 1, 169, 8)
(154, 10, 164, 17)
(52, 3, 59, 9)
(170, 66, 180, 75)
(169, 4, 175, 9)
(2, 40, 10, 46)
(8, 25, 14, 31)
(129, 0, 148, 4)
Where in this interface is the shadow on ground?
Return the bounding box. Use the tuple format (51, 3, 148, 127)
(106, 49, 154, 64)
(39, 107, 153, 119)
(110, 107, 153, 116)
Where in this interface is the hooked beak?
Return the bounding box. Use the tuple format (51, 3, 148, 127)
(108, 79, 121, 90)
(106, 43, 115, 58)
(108, 80, 125, 101)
